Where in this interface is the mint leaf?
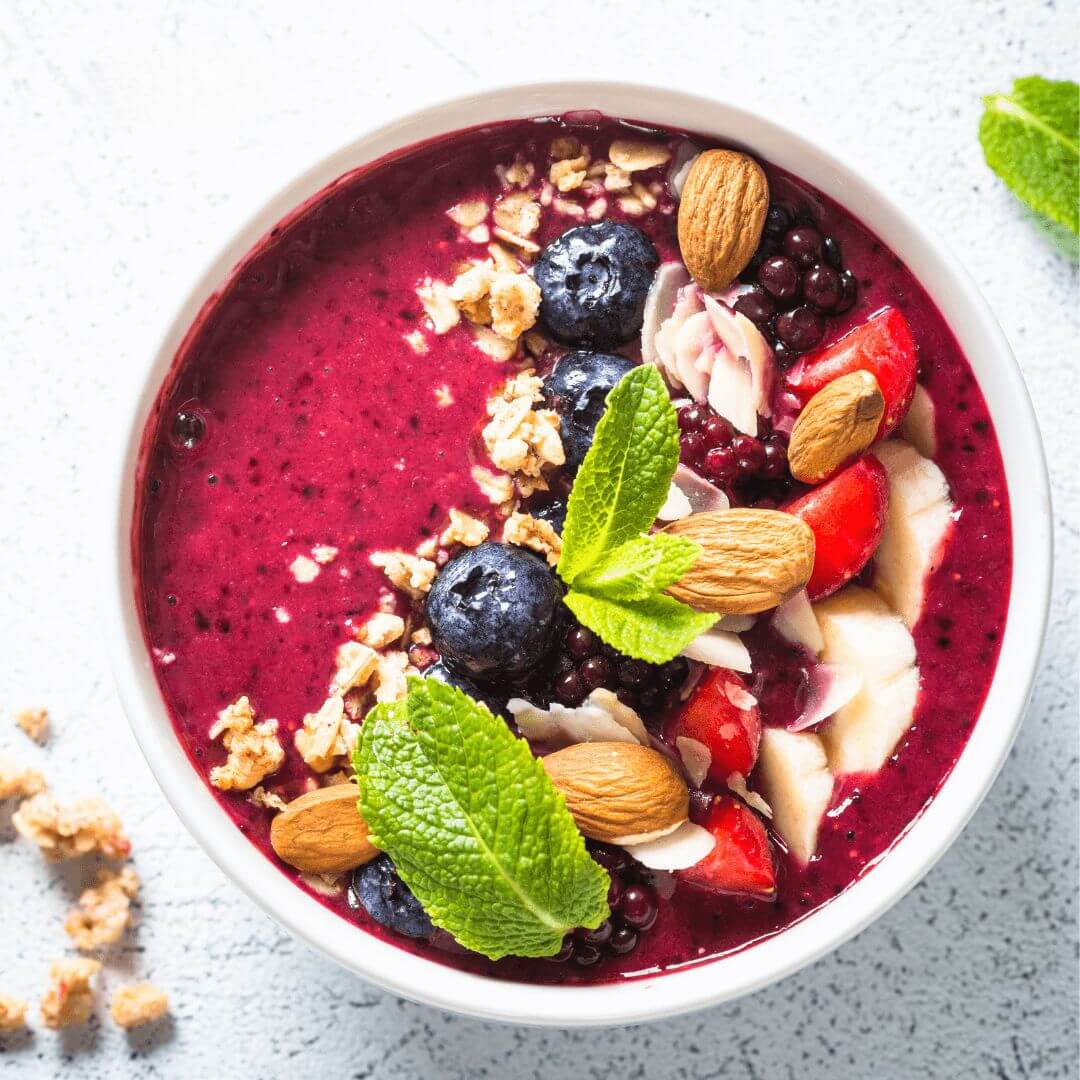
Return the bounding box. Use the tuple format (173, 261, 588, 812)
(354, 677, 609, 960)
(558, 365, 681, 583)
(575, 532, 701, 601)
(979, 76, 1079, 235)
(564, 590, 716, 665)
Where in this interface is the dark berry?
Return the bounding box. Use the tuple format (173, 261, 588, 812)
(783, 225, 824, 267)
(681, 431, 708, 466)
(764, 204, 793, 236)
(607, 875, 623, 907)
(758, 255, 800, 302)
(616, 658, 649, 688)
(542, 351, 636, 471)
(822, 235, 843, 270)
(578, 920, 614, 947)
(554, 670, 587, 706)
(426, 543, 562, 681)
(702, 414, 734, 449)
(835, 269, 858, 313)
(424, 660, 507, 717)
(637, 686, 663, 713)
(803, 264, 842, 311)
(761, 438, 788, 479)
(535, 221, 659, 347)
(565, 625, 600, 659)
(775, 306, 824, 352)
(608, 925, 639, 955)
(580, 655, 612, 689)
(351, 856, 433, 940)
(589, 843, 630, 872)
(703, 445, 738, 484)
(678, 403, 709, 433)
(619, 884, 658, 930)
(659, 656, 690, 689)
(546, 936, 575, 962)
(733, 285, 775, 325)
(172, 408, 206, 449)
(530, 498, 567, 536)
(573, 943, 603, 967)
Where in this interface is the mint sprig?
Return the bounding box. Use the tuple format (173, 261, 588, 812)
(354, 677, 609, 960)
(556, 365, 715, 663)
(979, 76, 1079, 236)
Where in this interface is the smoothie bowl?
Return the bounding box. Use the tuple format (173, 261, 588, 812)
(106, 84, 1050, 1025)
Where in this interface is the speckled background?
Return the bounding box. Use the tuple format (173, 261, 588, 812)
(1, 1, 1076, 1076)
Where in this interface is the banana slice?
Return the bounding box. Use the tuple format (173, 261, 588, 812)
(873, 439, 954, 629)
(899, 385, 937, 458)
(756, 728, 834, 864)
(814, 586, 920, 775)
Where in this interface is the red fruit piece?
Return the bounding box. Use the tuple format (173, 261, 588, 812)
(783, 455, 889, 600)
(665, 668, 761, 782)
(678, 795, 776, 898)
(785, 306, 917, 437)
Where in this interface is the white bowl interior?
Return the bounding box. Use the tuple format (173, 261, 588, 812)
(103, 81, 1052, 1027)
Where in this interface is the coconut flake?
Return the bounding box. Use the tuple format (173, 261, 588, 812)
(681, 628, 752, 673)
(726, 772, 773, 819)
(715, 613, 755, 633)
(668, 143, 700, 199)
(702, 295, 776, 435)
(653, 285, 704, 390)
(641, 262, 691, 366)
(789, 663, 863, 732)
(657, 481, 693, 522)
(506, 689, 648, 749)
(622, 820, 715, 870)
(675, 736, 711, 787)
(724, 681, 758, 711)
(673, 464, 730, 514)
(773, 589, 824, 655)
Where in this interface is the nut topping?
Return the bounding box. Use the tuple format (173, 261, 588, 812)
(540, 742, 688, 845)
(663, 508, 815, 614)
(787, 370, 885, 483)
(677, 149, 769, 291)
(269, 783, 379, 875)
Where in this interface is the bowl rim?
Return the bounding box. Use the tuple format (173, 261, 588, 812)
(102, 79, 1052, 1028)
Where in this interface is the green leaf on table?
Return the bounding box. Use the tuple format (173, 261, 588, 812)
(979, 75, 1079, 235)
(353, 677, 610, 961)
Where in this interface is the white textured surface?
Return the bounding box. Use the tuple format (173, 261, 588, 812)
(1, 1, 1076, 1075)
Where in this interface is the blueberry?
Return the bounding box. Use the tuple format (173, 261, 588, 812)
(535, 222, 659, 347)
(424, 659, 507, 717)
(542, 351, 635, 471)
(530, 497, 567, 535)
(425, 542, 562, 681)
(350, 856, 433, 940)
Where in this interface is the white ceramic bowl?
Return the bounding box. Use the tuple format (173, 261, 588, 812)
(104, 81, 1052, 1027)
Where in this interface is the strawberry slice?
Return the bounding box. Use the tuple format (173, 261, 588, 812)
(784, 455, 889, 600)
(786, 306, 917, 437)
(665, 668, 761, 782)
(678, 795, 776, 898)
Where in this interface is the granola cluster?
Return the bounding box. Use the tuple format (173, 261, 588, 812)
(0, 994, 27, 1031)
(369, 550, 437, 598)
(0, 752, 45, 800)
(14, 707, 49, 744)
(481, 371, 565, 497)
(13, 792, 130, 861)
(109, 983, 169, 1029)
(502, 511, 563, 567)
(208, 697, 284, 792)
(40, 958, 101, 1029)
(64, 867, 140, 951)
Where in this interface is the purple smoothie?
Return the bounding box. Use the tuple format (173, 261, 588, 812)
(133, 115, 1011, 984)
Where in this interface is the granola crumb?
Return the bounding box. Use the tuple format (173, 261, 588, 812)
(40, 958, 100, 1029)
(295, 695, 358, 773)
(487, 243, 522, 274)
(448, 261, 496, 325)
(439, 508, 490, 549)
(550, 136, 582, 161)
(608, 139, 671, 172)
(0, 994, 27, 1031)
(465, 223, 490, 244)
(403, 329, 429, 355)
(586, 197, 608, 221)
(207, 697, 284, 792)
(434, 384, 454, 407)
(470, 465, 515, 508)
(248, 785, 288, 812)
(64, 867, 140, 951)
(410, 627, 432, 646)
(617, 195, 647, 217)
(522, 330, 550, 358)
(482, 374, 564, 490)
(489, 273, 541, 340)
(493, 191, 541, 239)
(14, 707, 49, 744)
(496, 158, 535, 189)
(13, 793, 130, 861)
(603, 162, 633, 192)
(415, 279, 461, 334)
(373, 651, 415, 703)
(414, 535, 439, 559)
(549, 155, 589, 192)
(502, 512, 563, 567)
(312, 545, 339, 566)
(369, 550, 437, 598)
(0, 753, 46, 801)
(330, 641, 380, 695)
(552, 196, 586, 219)
(356, 611, 405, 649)
(109, 983, 169, 1030)
(446, 198, 488, 229)
(471, 325, 520, 362)
(290, 554, 320, 583)
(299, 871, 344, 897)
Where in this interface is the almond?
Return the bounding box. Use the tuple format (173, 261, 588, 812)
(787, 371, 885, 483)
(541, 742, 688, 845)
(663, 508, 815, 614)
(269, 783, 379, 874)
(677, 149, 768, 291)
